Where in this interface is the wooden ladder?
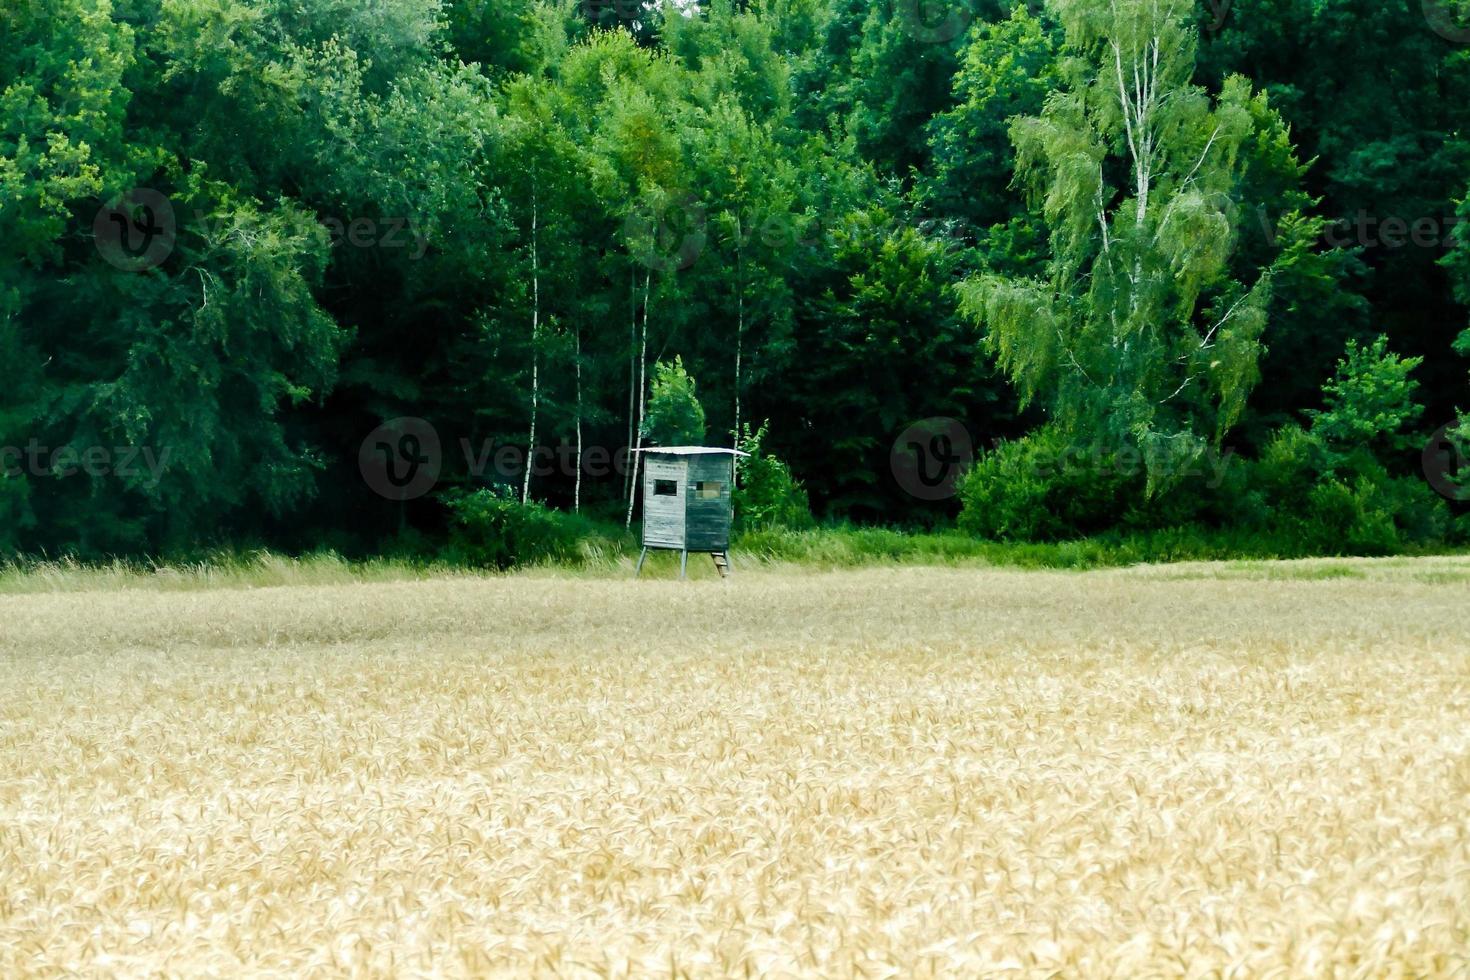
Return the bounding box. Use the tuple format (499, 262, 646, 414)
(711, 551, 731, 579)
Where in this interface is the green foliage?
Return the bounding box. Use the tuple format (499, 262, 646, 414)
(1, 0, 1467, 561)
(1218, 87, 1369, 448)
(956, 426, 1139, 541)
(1231, 333, 1446, 553)
(1307, 335, 1424, 457)
(444, 0, 583, 76)
(773, 202, 1015, 519)
(642, 357, 707, 446)
(441, 486, 621, 570)
(958, 334, 1449, 555)
(958, 0, 1295, 492)
(734, 423, 813, 530)
(1206, 0, 1470, 425)
(925, 5, 1058, 253)
(793, 0, 990, 177)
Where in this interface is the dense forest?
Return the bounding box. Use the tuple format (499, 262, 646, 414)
(3, 0, 1470, 559)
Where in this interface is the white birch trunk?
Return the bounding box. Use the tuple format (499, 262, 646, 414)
(623, 270, 651, 530)
(1110, 30, 1160, 327)
(521, 179, 539, 505)
(574, 320, 583, 513)
(624, 266, 636, 507)
(734, 221, 743, 452)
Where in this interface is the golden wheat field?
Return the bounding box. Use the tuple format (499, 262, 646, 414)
(2, 558, 1470, 977)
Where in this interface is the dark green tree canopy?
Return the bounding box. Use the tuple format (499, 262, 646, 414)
(1, 0, 1466, 556)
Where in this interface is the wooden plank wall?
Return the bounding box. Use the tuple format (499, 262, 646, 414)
(641, 456, 688, 548)
(684, 455, 734, 552)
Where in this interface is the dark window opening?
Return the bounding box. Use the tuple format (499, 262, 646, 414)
(654, 479, 678, 497)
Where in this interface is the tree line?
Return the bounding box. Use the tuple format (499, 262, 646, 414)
(2, 0, 1468, 558)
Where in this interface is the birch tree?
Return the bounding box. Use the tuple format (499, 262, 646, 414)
(522, 170, 540, 504)
(592, 77, 683, 527)
(504, 76, 588, 506)
(959, 0, 1280, 490)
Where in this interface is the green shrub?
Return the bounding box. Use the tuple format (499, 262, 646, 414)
(1252, 424, 1328, 506)
(1137, 444, 1264, 530)
(1301, 469, 1445, 555)
(1263, 336, 1447, 552)
(1305, 476, 1397, 554)
(734, 423, 813, 530)
(957, 426, 1138, 540)
(1226, 423, 1330, 536)
(1307, 335, 1424, 458)
(441, 486, 611, 569)
(1238, 427, 1448, 554)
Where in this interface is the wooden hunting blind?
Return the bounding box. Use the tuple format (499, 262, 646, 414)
(634, 447, 748, 579)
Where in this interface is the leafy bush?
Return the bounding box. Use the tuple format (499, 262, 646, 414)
(1456, 511, 1470, 545)
(954, 342, 1453, 554)
(1252, 423, 1329, 503)
(642, 357, 706, 447)
(1288, 337, 1444, 551)
(734, 423, 813, 530)
(1301, 467, 1446, 555)
(441, 486, 613, 569)
(1237, 425, 1448, 555)
(1307, 335, 1424, 457)
(957, 426, 1139, 540)
(1125, 445, 1258, 531)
